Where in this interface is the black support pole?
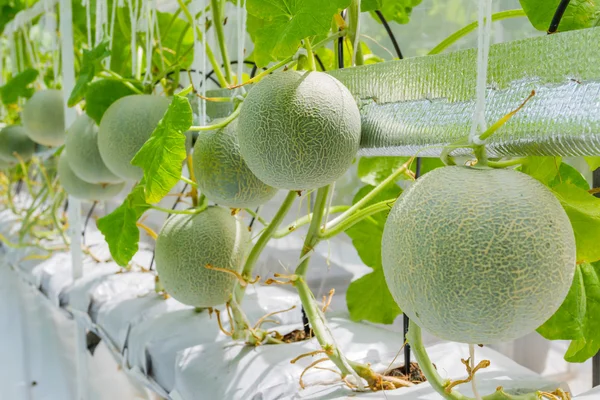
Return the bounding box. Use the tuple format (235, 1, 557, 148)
(593, 167, 600, 387)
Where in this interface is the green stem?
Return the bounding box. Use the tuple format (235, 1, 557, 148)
(273, 205, 350, 239)
(325, 158, 413, 231)
(347, 0, 364, 66)
(102, 69, 143, 94)
(428, 10, 526, 55)
(234, 191, 297, 301)
(211, 0, 233, 84)
(150, 205, 203, 215)
(229, 295, 253, 340)
(180, 176, 197, 188)
(295, 185, 329, 277)
(304, 39, 316, 71)
(407, 323, 552, 400)
(487, 158, 529, 169)
(243, 208, 268, 227)
(176, 0, 228, 88)
(234, 30, 347, 88)
(319, 199, 395, 239)
(188, 105, 241, 131)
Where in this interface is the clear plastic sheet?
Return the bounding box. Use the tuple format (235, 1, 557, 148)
(329, 27, 600, 157)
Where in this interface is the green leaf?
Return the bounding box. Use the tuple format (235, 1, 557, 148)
(131, 95, 192, 204)
(246, 0, 350, 67)
(552, 183, 600, 264)
(519, 0, 600, 32)
(97, 183, 151, 266)
(0, 68, 38, 105)
(518, 156, 561, 186)
(367, 0, 422, 24)
(85, 79, 139, 125)
(549, 162, 590, 191)
(584, 156, 600, 171)
(538, 262, 600, 363)
(68, 41, 111, 107)
(357, 156, 443, 186)
(345, 184, 402, 324)
(155, 11, 195, 70)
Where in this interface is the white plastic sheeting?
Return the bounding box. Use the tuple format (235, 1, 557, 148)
(3, 206, 595, 399)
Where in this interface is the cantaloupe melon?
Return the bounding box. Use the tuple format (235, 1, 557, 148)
(193, 118, 277, 208)
(0, 125, 35, 166)
(237, 71, 361, 190)
(65, 114, 122, 184)
(154, 207, 250, 307)
(22, 90, 66, 147)
(57, 151, 125, 201)
(98, 94, 170, 180)
(382, 166, 576, 344)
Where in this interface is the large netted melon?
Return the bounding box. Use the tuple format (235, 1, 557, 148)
(0, 125, 35, 166)
(237, 70, 361, 190)
(382, 166, 576, 344)
(22, 90, 66, 147)
(65, 114, 122, 184)
(98, 94, 170, 180)
(154, 207, 250, 307)
(57, 151, 125, 201)
(193, 118, 277, 208)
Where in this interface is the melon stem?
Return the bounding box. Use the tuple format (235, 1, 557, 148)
(406, 323, 561, 400)
(211, 0, 234, 84)
(234, 190, 297, 302)
(304, 39, 317, 71)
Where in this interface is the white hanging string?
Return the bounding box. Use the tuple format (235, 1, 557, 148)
(126, 0, 139, 77)
(83, 0, 92, 48)
(106, 0, 119, 67)
(153, 0, 165, 72)
(94, 0, 105, 46)
(236, 0, 246, 91)
(142, 0, 155, 84)
(469, 344, 483, 400)
(470, 0, 492, 145)
(21, 25, 39, 71)
(201, 0, 208, 125)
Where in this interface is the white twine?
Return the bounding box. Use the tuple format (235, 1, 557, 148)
(470, 0, 492, 144)
(94, 0, 105, 46)
(154, 0, 165, 72)
(83, 0, 92, 48)
(126, 0, 139, 77)
(201, 0, 208, 125)
(236, 0, 246, 93)
(469, 344, 483, 400)
(142, 0, 155, 84)
(107, 0, 119, 67)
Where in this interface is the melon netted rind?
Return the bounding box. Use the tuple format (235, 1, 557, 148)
(154, 207, 250, 307)
(98, 94, 171, 181)
(237, 70, 361, 190)
(0, 125, 35, 166)
(57, 151, 125, 201)
(193, 118, 278, 208)
(22, 90, 66, 147)
(382, 166, 576, 345)
(65, 114, 123, 184)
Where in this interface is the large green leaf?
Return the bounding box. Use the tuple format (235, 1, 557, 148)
(552, 183, 600, 264)
(246, 0, 350, 67)
(0, 68, 38, 105)
(345, 184, 401, 324)
(97, 183, 151, 267)
(154, 11, 195, 70)
(549, 162, 590, 191)
(538, 262, 600, 362)
(68, 41, 111, 107)
(584, 156, 600, 171)
(357, 156, 443, 186)
(131, 95, 192, 204)
(364, 0, 422, 25)
(85, 79, 139, 125)
(519, 0, 600, 32)
(518, 156, 561, 186)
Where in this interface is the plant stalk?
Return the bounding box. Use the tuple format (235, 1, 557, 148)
(211, 0, 234, 84)
(347, 0, 364, 66)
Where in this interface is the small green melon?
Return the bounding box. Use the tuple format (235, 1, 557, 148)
(0, 125, 35, 166)
(382, 166, 576, 344)
(193, 118, 277, 208)
(22, 90, 66, 147)
(65, 114, 122, 184)
(154, 207, 250, 307)
(98, 94, 171, 180)
(237, 70, 361, 190)
(57, 151, 125, 201)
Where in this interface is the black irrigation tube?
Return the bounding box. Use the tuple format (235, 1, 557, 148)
(375, 10, 404, 60)
(548, 0, 571, 34)
(593, 168, 600, 387)
(314, 54, 326, 71)
(82, 201, 97, 246)
(374, 7, 414, 376)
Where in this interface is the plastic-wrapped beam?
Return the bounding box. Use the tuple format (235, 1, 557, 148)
(328, 27, 600, 157)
